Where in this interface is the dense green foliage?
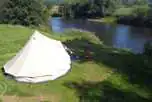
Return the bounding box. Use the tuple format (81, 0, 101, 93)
(52, 0, 149, 18)
(0, 0, 8, 8)
(61, 0, 104, 18)
(46, 0, 152, 28)
(144, 41, 152, 56)
(0, 0, 50, 26)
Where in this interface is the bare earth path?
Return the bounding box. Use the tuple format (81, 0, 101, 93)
(2, 94, 60, 102)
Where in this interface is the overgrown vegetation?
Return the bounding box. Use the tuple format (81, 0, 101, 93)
(49, 0, 149, 18)
(46, 0, 152, 28)
(0, 0, 50, 26)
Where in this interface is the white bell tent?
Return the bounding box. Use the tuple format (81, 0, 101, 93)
(3, 30, 71, 83)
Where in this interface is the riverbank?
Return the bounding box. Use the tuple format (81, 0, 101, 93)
(88, 16, 152, 28)
(87, 17, 116, 23)
(88, 17, 117, 24)
(0, 25, 151, 102)
(117, 16, 152, 28)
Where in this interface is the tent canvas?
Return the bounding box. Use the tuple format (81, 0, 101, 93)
(3, 30, 71, 83)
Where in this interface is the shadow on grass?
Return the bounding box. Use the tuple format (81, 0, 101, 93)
(64, 81, 151, 102)
(63, 38, 152, 93)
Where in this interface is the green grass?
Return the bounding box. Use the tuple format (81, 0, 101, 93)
(113, 7, 134, 16)
(0, 25, 151, 102)
(88, 17, 116, 24)
(102, 17, 117, 23)
(113, 5, 149, 17)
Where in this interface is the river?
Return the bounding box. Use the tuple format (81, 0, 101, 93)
(49, 17, 152, 53)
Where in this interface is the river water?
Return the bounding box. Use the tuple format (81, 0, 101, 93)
(49, 17, 152, 53)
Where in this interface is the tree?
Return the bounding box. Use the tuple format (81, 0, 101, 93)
(0, 0, 50, 26)
(134, 0, 148, 5)
(0, 0, 9, 8)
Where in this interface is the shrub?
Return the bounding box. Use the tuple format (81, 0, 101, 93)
(0, 0, 50, 26)
(144, 41, 152, 56)
(133, 5, 150, 17)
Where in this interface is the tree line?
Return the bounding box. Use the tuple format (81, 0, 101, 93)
(0, 0, 150, 27)
(49, 0, 149, 19)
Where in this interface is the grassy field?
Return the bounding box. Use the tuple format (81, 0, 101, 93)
(0, 25, 151, 102)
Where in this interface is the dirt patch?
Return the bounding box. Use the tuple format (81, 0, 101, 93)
(2, 94, 60, 102)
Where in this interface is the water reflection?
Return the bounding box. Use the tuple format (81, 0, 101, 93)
(113, 26, 130, 48)
(50, 17, 152, 53)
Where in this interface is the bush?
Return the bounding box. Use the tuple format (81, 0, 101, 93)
(0, 0, 50, 26)
(144, 41, 152, 56)
(133, 5, 149, 17)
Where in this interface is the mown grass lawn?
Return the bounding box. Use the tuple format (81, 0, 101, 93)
(0, 25, 151, 102)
